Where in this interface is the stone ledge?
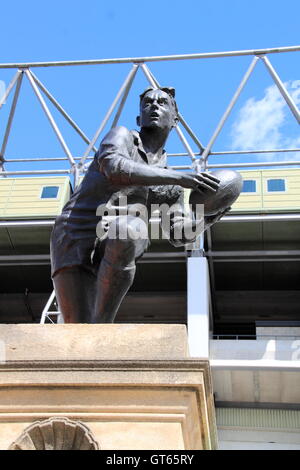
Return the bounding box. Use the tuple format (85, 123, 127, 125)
(0, 324, 189, 361)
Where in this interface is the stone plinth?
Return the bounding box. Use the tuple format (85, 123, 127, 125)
(0, 324, 217, 450)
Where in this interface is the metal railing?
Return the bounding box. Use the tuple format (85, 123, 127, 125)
(212, 334, 300, 340)
(0, 45, 299, 185)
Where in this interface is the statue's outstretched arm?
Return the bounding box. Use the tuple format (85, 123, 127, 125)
(96, 126, 219, 192)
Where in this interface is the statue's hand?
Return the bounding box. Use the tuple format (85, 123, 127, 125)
(178, 172, 220, 193)
(205, 206, 231, 228)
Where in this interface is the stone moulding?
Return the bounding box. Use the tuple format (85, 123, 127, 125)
(9, 416, 99, 450)
(0, 325, 217, 450)
(0, 359, 218, 450)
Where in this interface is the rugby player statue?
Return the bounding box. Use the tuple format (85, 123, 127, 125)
(50, 87, 242, 323)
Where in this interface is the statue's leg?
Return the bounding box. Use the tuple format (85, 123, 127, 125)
(52, 266, 96, 323)
(92, 215, 149, 323)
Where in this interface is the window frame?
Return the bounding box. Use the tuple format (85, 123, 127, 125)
(39, 185, 60, 200)
(241, 179, 258, 194)
(266, 178, 287, 193)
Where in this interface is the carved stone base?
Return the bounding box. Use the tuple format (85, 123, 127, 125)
(0, 324, 217, 450)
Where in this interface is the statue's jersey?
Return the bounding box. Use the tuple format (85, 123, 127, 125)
(50, 127, 184, 277)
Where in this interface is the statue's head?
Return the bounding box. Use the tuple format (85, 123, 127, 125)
(137, 87, 178, 132)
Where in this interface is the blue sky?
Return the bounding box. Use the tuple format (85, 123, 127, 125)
(0, 0, 299, 176)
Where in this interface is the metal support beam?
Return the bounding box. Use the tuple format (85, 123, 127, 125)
(187, 256, 210, 358)
(0, 169, 70, 176)
(221, 213, 300, 222)
(40, 290, 56, 324)
(212, 257, 300, 263)
(260, 55, 300, 124)
(0, 254, 50, 266)
(25, 69, 76, 166)
(0, 220, 54, 227)
(0, 70, 22, 108)
(80, 64, 140, 165)
(29, 70, 97, 152)
(206, 249, 300, 257)
(0, 45, 299, 69)
(73, 164, 81, 189)
(207, 160, 300, 169)
(111, 64, 139, 128)
(0, 72, 23, 161)
(209, 148, 300, 156)
(201, 56, 259, 162)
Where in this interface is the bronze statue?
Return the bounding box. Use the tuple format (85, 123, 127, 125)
(50, 87, 234, 324)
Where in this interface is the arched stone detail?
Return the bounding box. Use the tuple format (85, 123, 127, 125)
(8, 417, 99, 450)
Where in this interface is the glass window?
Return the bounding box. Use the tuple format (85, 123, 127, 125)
(267, 179, 286, 192)
(41, 186, 59, 199)
(242, 180, 256, 193)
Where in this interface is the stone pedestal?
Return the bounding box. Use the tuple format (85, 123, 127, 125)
(0, 324, 217, 450)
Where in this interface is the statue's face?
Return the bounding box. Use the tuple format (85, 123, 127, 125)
(139, 89, 176, 131)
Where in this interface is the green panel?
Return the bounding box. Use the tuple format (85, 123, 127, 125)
(210, 222, 264, 251)
(215, 290, 300, 323)
(214, 261, 300, 291)
(7, 226, 52, 254)
(0, 227, 14, 254)
(132, 262, 186, 292)
(263, 262, 300, 289)
(0, 265, 52, 294)
(262, 220, 300, 250)
(214, 262, 264, 290)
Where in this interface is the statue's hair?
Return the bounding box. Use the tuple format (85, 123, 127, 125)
(139, 87, 178, 117)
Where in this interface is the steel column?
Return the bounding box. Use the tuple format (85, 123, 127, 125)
(187, 256, 211, 358)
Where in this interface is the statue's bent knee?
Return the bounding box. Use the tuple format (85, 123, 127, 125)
(104, 216, 148, 266)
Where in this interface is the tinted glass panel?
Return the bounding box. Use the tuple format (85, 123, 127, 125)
(242, 180, 256, 193)
(267, 179, 285, 192)
(41, 186, 59, 198)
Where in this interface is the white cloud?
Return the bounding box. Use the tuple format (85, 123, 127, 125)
(230, 80, 300, 160)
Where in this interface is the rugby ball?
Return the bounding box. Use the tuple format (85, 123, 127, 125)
(189, 169, 243, 216)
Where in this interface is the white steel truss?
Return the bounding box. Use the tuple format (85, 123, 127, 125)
(0, 45, 299, 180)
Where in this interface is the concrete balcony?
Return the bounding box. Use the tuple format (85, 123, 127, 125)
(209, 328, 300, 407)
